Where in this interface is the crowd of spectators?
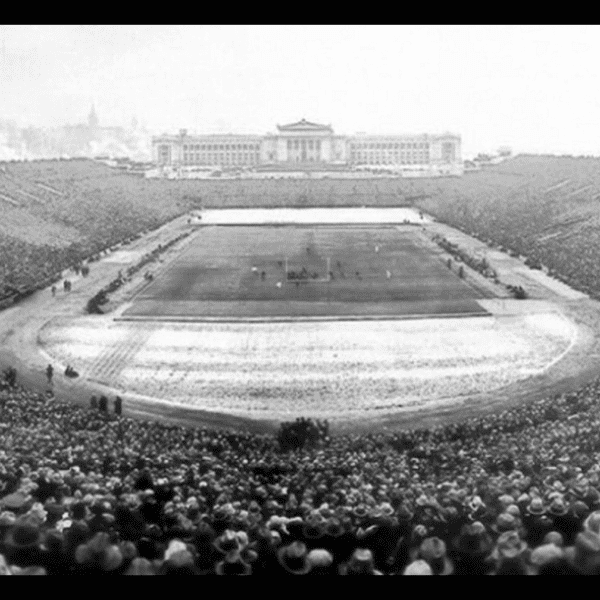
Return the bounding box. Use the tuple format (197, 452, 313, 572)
(420, 155, 600, 300)
(0, 160, 190, 305)
(2, 371, 600, 575)
(5, 155, 600, 307)
(0, 160, 416, 308)
(4, 155, 600, 575)
(86, 232, 191, 314)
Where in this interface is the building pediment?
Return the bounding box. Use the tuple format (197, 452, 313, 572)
(277, 118, 333, 132)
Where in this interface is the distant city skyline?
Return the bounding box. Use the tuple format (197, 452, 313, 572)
(1, 25, 600, 158)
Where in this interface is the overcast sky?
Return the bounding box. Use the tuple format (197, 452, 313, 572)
(1, 25, 599, 157)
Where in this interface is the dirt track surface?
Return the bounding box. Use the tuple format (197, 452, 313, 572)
(1, 210, 600, 435)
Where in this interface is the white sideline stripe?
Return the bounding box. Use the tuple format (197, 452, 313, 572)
(198, 207, 428, 225)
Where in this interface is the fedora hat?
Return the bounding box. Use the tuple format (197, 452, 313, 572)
(307, 548, 334, 571)
(4, 516, 43, 551)
(498, 494, 515, 509)
(528, 543, 564, 571)
(75, 532, 123, 572)
(125, 557, 155, 576)
(213, 529, 244, 555)
(403, 559, 433, 575)
(526, 497, 546, 516)
(419, 537, 454, 575)
(583, 510, 600, 535)
(570, 501, 590, 521)
(302, 520, 325, 540)
(453, 521, 493, 557)
(491, 531, 528, 562)
(0, 492, 31, 514)
(277, 541, 310, 575)
(491, 513, 519, 534)
(339, 548, 382, 575)
(542, 531, 564, 547)
(548, 496, 568, 517)
(216, 550, 252, 576)
(324, 518, 345, 538)
(566, 530, 600, 574)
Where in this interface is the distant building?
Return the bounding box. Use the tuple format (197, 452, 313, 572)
(152, 119, 463, 176)
(2, 105, 151, 161)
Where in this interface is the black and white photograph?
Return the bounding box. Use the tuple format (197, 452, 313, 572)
(0, 24, 600, 576)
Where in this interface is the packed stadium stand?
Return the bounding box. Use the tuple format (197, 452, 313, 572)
(3, 155, 600, 575)
(4, 155, 600, 305)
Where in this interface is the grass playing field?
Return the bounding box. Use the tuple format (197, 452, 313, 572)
(123, 225, 492, 319)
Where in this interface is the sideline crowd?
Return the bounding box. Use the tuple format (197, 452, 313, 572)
(2, 375, 600, 574)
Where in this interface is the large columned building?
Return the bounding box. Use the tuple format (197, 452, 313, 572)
(152, 119, 462, 176)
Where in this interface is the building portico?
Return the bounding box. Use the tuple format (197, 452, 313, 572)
(152, 118, 462, 176)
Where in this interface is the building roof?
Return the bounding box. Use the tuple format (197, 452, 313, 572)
(277, 118, 333, 132)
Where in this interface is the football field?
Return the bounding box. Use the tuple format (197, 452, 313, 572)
(123, 225, 492, 319)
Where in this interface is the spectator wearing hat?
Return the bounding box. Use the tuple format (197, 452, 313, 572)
(188, 522, 218, 574)
(249, 526, 281, 576)
(582, 510, 600, 536)
(3, 515, 44, 568)
(418, 537, 453, 575)
(523, 499, 553, 547)
(407, 523, 429, 563)
(321, 517, 350, 560)
(40, 528, 70, 575)
(125, 557, 155, 575)
(526, 543, 566, 575)
(159, 542, 198, 575)
(490, 512, 525, 538)
(0, 511, 17, 543)
(306, 548, 336, 575)
(452, 522, 494, 575)
(0, 491, 32, 516)
(64, 521, 91, 559)
(542, 531, 564, 547)
(339, 548, 383, 575)
(547, 497, 581, 546)
(277, 541, 311, 575)
(301, 517, 325, 549)
(489, 530, 529, 575)
(216, 550, 252, 575)
(564, 530, 600, 575)
(74, 532, 124, 574)
(402, 559, 433, 575)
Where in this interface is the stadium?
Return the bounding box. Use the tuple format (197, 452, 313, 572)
(3, 154, 600, 575)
